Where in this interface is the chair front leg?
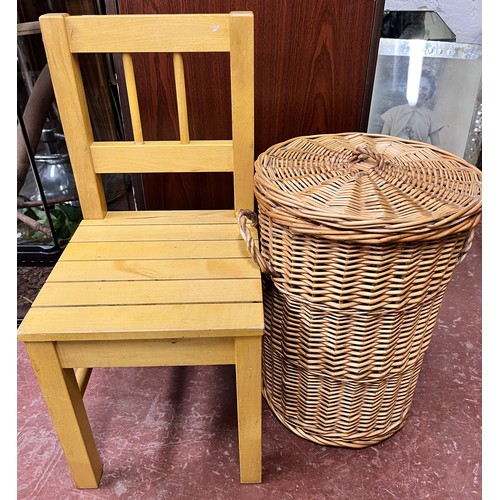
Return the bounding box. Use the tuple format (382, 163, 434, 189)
(234, 336, 262, 483)
(25, 342, 102, 488)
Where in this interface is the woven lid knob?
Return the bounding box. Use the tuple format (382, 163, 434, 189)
(348, 145, 385, 173)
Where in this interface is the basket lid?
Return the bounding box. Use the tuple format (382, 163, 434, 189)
(254, 133, 482, 241)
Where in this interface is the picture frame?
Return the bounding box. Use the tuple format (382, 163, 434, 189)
(367, 38, 482, 166)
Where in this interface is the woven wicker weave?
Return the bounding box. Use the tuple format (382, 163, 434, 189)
(238, 132, 481, 448)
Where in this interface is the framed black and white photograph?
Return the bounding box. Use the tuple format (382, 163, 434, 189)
(367, 38, 482, 165)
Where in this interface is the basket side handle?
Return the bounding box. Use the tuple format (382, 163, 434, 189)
(457, 229, 475, 265)
(237, 209, 276, 275)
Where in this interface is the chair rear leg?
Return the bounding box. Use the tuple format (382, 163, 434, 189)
(234, 336, 262, 483)
(25, 342, 102, 488)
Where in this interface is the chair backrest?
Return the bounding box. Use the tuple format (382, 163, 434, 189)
(39, 12, 254, 219)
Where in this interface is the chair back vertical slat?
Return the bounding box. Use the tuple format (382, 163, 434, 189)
(229, 13, 255, 212)
(173, 53, 190, 144)
(39, 13, 107, 218)
(122, 53, 144, 144)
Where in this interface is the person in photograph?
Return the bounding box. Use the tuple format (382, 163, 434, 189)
(381, 68, 444, 145)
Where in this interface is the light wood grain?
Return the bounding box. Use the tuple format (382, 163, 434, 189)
(33, 279, 262, 306)
(75, 367, 92, 395)
(47, 258, 260, 282)
(18, 302, 264, 341)
(25, 343, 102, 487)
(230, 12, 254, 211)
(39, 14, 106, 218)
(59, 240, 254, 261)
(65, 14, 231, 53)
(70, 223, 246, 242)
(89, 210, 236, 225)
(90, 141, 233, 173)
(235, 336, 262, 483)
(57, 339, 235, 367)
(173, 53, 190, 144)
(122, 53, 144, 143)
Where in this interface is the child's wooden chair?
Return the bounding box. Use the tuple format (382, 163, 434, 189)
(17, 12, 263, 488)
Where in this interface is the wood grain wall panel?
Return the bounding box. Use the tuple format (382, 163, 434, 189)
(129, 50, 234, 209)
(117, 0, 381, 210)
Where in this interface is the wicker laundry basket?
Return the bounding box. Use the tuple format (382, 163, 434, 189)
(238, 132, 482, 448)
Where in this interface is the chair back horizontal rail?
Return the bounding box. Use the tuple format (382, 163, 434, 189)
(65, 14, 231, 53)
(90, 141, 234, 173)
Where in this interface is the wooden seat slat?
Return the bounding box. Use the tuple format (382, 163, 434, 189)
(18, 302, 264, 341)
(33, 278, 262, 306)
(47, 258, 260, 282)
(86, 210, 237, 225)
(60, 240, 254, 261)
(71, 223, 250, 242)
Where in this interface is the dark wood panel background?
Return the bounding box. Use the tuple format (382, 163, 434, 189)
(117, 0, 383, 210)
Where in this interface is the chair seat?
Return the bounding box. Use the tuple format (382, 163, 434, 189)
(18, 210, 264, 342)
